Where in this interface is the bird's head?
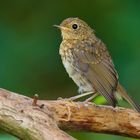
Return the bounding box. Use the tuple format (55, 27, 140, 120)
(54, 17, 94, 40)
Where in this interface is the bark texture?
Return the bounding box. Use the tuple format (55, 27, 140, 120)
(0, 88, 139, 140)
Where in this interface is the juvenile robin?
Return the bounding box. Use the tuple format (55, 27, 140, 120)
(55, 17, 140, 112)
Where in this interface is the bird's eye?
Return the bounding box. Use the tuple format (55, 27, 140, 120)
(72, 24, 78, 29)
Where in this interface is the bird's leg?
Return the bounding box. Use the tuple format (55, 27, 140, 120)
(84, 93, 98, 102)
(68, 91, 93, 101)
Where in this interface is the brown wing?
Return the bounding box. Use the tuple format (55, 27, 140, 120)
(72, 40, 118, 107)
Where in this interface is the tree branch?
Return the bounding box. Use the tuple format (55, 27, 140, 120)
(0, 88, 140, 140)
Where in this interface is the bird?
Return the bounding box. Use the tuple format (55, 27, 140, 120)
(55, 17, 140, 112)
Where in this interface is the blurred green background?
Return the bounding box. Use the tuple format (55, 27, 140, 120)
(0, 0, 140, 139)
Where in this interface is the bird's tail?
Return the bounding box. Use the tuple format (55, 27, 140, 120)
(117, 83, 140, 113)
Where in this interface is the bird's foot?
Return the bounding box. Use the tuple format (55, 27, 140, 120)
(84, 93, 98, 103)
(57, 97, 75, 103)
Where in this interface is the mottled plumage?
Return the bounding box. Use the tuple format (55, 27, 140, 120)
(56, 17, 140, 112)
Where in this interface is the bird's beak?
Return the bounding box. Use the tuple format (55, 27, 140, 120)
(53, 25, 69, 30)
(53, 25, 61, 28)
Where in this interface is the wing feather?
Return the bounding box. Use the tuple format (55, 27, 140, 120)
(72, 40, 118, 106)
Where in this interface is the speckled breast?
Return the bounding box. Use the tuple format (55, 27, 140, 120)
(59, 40, 94, 94)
